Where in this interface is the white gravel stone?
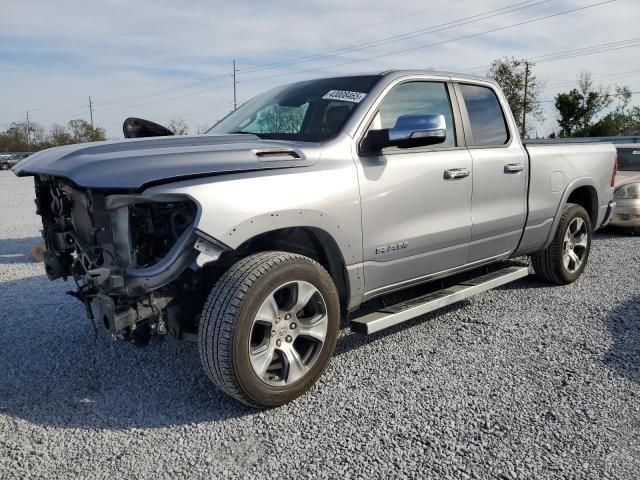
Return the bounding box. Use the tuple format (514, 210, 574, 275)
(0, 170, 639, 479)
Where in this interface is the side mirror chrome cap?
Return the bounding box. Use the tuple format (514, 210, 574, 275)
(362, 113, 447, 153)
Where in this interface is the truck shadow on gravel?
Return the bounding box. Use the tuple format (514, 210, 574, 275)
(0, 236, 41, 264)
(603, 295, 640, 384)
(0, 275, 255, 429)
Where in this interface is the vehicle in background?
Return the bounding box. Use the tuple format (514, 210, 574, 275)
(0, 153, 12, 166)
(14, 71, 617, 407)
(0, 152, 31, 170)
(611, 144, 640, 233)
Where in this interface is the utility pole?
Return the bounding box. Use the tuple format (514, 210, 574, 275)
(521, 61, 530, 139)
(26, 110, 31, 152)
(89, 96, 94, 127)
(232, 60, 238, 111)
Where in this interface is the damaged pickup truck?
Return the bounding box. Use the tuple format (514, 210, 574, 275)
(14, 71, 617, 407)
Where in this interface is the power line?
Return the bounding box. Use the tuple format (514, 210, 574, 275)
(93, 78, 232, 112)
(7, 0, 622, 126)
(89, 0, 551, 110)
(266, 0, 473, 55)
(547, 69, 640, 88)
(92, 0, 548, 109)
(90, 0, 474, 107)
(240, 0, 551, 76)
(538, 90, 639, 103)
(235, 0, 618, 86)
(461, 37, 640, 74)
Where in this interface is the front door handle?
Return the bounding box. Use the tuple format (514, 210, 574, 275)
(443, 168, 470, 180)
(504, 163, 524, 173)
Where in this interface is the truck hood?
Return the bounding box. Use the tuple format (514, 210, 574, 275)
(13, 134, 316, 190)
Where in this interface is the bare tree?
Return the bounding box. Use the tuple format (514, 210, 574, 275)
(166, 118, 190, 135)
(555, 71, 613, 137)
(48, 124, 74, 146)
(196, 123, 212, 134)
(575, 71, 612, 133)
(67, 119, 106, 142)
(0, 118, 105, 153)
(256, 106, 305, 134)
(487, 57, 545, 136)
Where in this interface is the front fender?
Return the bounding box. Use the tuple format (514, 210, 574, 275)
(142, 166, 363, 267)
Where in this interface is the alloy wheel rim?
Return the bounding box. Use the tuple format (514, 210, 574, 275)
(249, 281, 328, 386)
(562, 217, 588, 273)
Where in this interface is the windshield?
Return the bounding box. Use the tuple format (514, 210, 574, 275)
(617, 148, 640, 171)
(208, 75, 381, 142)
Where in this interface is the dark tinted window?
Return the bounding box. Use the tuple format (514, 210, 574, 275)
(375, 81, 456, 148)
(617, 148, 640, 171)
(459, 84, 509, 146)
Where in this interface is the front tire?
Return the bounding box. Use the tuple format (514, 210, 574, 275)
(532, 203, 592, 285)
(198, 251, 340, 407)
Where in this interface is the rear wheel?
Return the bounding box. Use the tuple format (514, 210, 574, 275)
(198, 251, 340, 407)
(0, 162, 9, 170)
(532, 203, 592, 285)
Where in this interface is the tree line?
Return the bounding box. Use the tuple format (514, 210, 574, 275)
(0, 117, 210, 153)
(0, 119, 106, 152)
(487, 57, 640, 138)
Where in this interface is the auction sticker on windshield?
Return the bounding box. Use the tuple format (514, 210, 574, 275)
(322, 90, 367, 103)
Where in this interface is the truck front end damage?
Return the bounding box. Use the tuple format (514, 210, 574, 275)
(34, 175, 225, 345)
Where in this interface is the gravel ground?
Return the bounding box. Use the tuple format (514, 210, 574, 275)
(1, 170, 639, 479)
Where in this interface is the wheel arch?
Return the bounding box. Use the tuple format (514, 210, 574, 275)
(566, 185, 598, 227)
(227, 226, 351, 313)
(542, 178, 599, 250)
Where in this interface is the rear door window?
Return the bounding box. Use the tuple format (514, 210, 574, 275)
(459, 84, 509, 147)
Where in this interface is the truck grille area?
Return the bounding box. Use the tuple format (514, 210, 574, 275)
(34, 175, 198, 290)
(33, 176, 207, 345)
(129, 200, 197, 268)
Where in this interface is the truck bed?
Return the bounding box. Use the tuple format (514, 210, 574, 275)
(515, 142, 616, 255)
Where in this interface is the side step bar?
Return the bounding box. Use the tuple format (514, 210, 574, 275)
(351, 266, 529, 335)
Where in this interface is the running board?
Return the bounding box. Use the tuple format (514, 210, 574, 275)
(351, 266, 529, 335)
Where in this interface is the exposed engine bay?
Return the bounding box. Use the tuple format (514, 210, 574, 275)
(34, 175, 224, 345)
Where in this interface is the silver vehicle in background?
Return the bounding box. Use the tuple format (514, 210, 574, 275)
(1, 152, 31, 170)
(14, 71, 617, 406)
(611, 144, 640, 233)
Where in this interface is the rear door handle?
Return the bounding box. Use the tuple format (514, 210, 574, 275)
(504, 163, 524, 173)
(443, 168, 470, 180)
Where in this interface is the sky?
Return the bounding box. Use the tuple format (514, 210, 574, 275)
(1, 0, 639, 138)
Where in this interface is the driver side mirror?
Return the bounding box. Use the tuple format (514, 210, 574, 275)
(123, 117, 175, 138)
(361, 113, 447, 153)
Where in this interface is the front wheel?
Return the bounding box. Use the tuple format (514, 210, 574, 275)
(531, 203, 592, 285)
(198, 251, 340, 407)
(0, 163, 9, 170)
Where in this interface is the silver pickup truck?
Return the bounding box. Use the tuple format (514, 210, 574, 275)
(14, 70, 617, 407)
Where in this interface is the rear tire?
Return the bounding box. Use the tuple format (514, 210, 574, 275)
(0, 163, 8, 170)
(531, 203, 592, 285)
(198, 251, 340, 407)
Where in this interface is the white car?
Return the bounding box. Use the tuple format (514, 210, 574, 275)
(611, 144, 640, 234)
